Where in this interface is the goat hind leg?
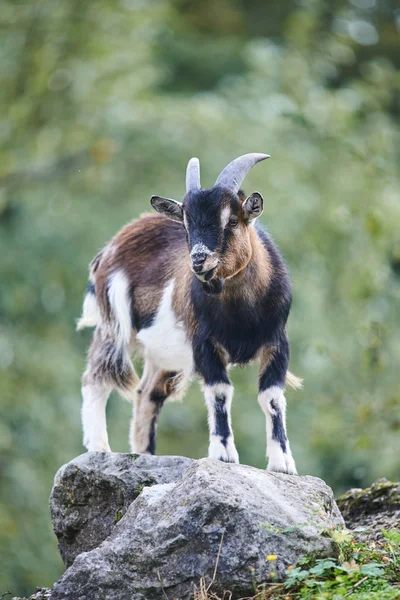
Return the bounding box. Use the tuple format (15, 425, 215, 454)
(129, 363, 177, 454)
(81, 325, 136, 453)
(82, 377, 112, 452)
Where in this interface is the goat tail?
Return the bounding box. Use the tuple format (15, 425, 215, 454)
(76, 282, 100, 330)
(285, 370, 303, 391)
(76, 252, 103, 331)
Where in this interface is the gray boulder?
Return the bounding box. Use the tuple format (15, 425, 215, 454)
(50, 456, 344, 600)
(50, 452, 191, 566)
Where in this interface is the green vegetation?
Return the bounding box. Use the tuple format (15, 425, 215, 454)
(196, 529, 400, 599)
(114, 504, 124, 524)
(0, 0, 399, 596)
(281, 528, 400, 600)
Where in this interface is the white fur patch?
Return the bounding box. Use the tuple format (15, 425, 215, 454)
(266, 439, 288, 472)
(108, 270, 132, 348)
(137, 279, 193, 371)
(258, 386, 286, 412)
(258, 386, 297, 475)
(77, 291, 100, 330)
(82, 383, 112, 452)
(220, 206, 231, 228)
(209, 434, 239, 463)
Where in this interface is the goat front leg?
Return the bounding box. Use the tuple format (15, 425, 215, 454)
(258, 337, 297, 474)
(195, 339, 239, 463)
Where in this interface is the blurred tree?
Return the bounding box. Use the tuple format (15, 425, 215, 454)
(0, 0, 399, 596)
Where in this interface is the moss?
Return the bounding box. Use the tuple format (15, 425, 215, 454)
(114, 504, 124, 524)
(133, 483, 149, 496)
(63, 489, 76, 510)
(337, 479, 399, 513)
(133, 483, 146, 496)
(133, 479, 156, 496)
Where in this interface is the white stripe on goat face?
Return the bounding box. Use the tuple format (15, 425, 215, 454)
(220, 206, 231, 229)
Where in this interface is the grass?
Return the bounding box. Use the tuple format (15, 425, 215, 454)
(193, 528, 400, 600)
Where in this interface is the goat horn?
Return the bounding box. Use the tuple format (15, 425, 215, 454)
(215, 153, 270, 192)
(186, 157, 201, 192)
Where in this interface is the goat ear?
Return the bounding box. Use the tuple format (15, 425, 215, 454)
(150, 196, 183, 223)
(242, 192, 264, 222)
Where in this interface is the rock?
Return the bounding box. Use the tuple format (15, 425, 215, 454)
(337, 478, 400, 543)
(50, 452, 192, 566)
(50, 456, 344, 600)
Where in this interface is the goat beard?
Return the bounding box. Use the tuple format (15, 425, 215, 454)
(201, 278, 225, 295)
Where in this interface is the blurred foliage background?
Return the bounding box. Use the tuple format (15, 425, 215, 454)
(0, 0, 399, 595)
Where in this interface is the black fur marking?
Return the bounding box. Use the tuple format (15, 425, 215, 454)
(191, 222, 292, 368)
(214, 394, 231, 447)
(193, 338, 230, 385)
(150, 389, 168, 404)
(146, 389, 168, 454)
(201, 278, 225, 295)
(270, 399, 287, 453)
(184, 188, 230, 254)
(259, 334, 290, 392)
(135, 312, 155, 331)
(146, 414, 158, 455)
(87, 281, 95, 295)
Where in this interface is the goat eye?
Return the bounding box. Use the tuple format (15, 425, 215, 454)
(228, 217, 238, 228)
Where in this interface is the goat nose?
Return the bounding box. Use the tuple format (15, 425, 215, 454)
(192, 251, 207, 264)
(191, 251, 207, 271)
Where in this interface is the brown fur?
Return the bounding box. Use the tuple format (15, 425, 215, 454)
(205, 192, 273, 291)
(172, 257, 198, 335)
(94, 214, 189, 329)
(217, 194, 252, 280)
(219, 226, 272, 304)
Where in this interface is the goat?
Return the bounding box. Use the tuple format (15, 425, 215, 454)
(77, 153, 302, 473)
